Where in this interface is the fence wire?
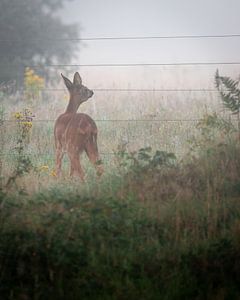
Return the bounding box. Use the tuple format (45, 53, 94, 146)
(1, 33, 240, 42)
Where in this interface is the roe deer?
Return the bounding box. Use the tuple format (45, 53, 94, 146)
(54, 72, 103, 180)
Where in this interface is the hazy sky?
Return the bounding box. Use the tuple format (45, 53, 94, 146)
(59, 0, 240, 88)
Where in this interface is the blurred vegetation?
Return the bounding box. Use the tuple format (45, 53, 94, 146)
(215, 69, 240, 139)
(215, 69, 240, 116)
(1, 74, 240, 299)
(24, 68, 45, 103)
(0, 0, 79, 84)
(1, 121, 240, 299)
(5, 108, 35, 190)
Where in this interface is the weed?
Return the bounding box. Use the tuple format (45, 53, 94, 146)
(6, 109, 35, 190)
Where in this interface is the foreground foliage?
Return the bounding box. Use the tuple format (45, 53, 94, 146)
(1, 116, 240, 299)
(1, 73, 240, 298)
(0, 186, 240, 300)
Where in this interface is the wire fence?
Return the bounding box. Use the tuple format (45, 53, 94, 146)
(0, 87, 233, 95)
(1, 33, 240, 90)
(4, 61, 240, 68)
(1, 117, 202, 160)
(6, 88, 228, 92)
(1, 33, 240, 42)
(2, 119, 202, 122)
(1, 32, 239, 161)
(1, 61, 240, 71)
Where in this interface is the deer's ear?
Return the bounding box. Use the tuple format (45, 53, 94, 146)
(61, 73, 73, 90)
(73, 72, 82, 86)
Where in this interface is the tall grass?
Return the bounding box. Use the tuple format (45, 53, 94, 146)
(1, 104, 240, 299)
(1, 174, 240, 299)
(1, 73, 240, 299)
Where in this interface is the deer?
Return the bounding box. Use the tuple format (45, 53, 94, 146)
(54, 72, 103, 180)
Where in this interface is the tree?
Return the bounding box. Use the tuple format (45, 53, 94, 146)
(0, 0, 79, 85)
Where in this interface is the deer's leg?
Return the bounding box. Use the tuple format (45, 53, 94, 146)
(68, 150, 85, 181)
(85, 136, 104, 177)
(55, 146, 64, 177)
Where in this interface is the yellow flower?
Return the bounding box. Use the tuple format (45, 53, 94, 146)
(50, 170, 57, 177)
(14, 112, 23, 119)
(25, 68, 34, 76)
(22, 121, 32, 128)
(39, 165, 49, 172)
(24, 67, 45, 94)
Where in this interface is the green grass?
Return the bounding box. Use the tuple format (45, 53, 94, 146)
(0, 185, 240, 300)
(1, 90, 240, 299)
(1, 131, 240, 299)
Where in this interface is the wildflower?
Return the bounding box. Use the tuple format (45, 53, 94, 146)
(22, 121, 32, 128)
(25, 108, 31, 114)
(39, 165, 49, 172)
(25, 67, 34, 76)
(14, 112, 23, 120)
(24, 67, 45, 102)
(50, 170, 57, 177)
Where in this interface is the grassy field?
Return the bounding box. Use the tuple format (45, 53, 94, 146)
(1, 84, 240, 299)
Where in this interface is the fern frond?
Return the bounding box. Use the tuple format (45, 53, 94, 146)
(215, 71, 240, 114)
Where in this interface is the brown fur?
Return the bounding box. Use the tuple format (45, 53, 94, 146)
(54, 72, 103, 180)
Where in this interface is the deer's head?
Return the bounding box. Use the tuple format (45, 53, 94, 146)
(62, 72, 94, 113)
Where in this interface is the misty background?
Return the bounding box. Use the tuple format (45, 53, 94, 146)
(58, 0, 240, 89)
(1, 0, 240, 88)
(1, 0, 240, 134)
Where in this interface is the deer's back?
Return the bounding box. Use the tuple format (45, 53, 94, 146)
(67, 113, 97, 135)
(54, 113, 97, 150)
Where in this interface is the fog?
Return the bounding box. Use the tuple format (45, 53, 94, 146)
(58, 0, 240, 88)
(2, 3, 240, 297)
(2, 0, 240, 161)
